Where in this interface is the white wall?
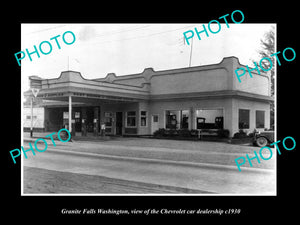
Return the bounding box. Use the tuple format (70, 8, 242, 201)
(150, 68, 228, 95)
(23, 107, 44, 128)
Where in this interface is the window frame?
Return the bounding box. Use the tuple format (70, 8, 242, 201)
(255, 110, 265, 128)
(126, 111, 137, 128)
(238, 108, 250, 129)
(165, 109, 189, 129)
(104, 111, 114, 127)
(140, 110, 148, 127)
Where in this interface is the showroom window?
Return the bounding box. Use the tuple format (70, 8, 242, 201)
(126, 111, 136, 127)
(195, 109, 224, 129)
(256, 110, 265, 128)
(165, 110, 189, 129)
(239, 109, 250, 129)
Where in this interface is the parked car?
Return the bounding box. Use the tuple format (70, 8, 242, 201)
(253, 129, 274, 147)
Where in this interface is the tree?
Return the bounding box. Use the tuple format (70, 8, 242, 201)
(257, 26, 275, 96)
(254, 26, 275, 129)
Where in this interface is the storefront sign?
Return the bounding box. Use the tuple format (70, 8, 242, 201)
(63, 112, 69, 119)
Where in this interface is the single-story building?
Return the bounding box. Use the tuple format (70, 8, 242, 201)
(23, 56, 273, 137)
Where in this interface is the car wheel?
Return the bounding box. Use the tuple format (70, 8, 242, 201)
(255, 136, 268, 147)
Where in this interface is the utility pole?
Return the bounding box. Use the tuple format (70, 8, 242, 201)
(30, 97, 33, 137)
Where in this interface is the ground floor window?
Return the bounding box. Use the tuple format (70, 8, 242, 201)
(140, 111, 147, 127)
(239, 109, 250, 129)
(165, 110, 189, 129)
(181, 110, 189, 129)
(126, 111, 136, 127)
(256, 110, 265, 128)
(153, 115, 158, 123)
(195, 109, 223, 129)
(104, 112, 113, 127)
(26, 115, 37, 120)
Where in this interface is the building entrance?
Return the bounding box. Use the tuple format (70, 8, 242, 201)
(116, 112, 123, 135)
(82, 106, 100, 135)
(46, 106, 100, 135)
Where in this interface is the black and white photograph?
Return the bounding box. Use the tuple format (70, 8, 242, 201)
(20, 23, 276, 195)
(4, 5, 298, 220)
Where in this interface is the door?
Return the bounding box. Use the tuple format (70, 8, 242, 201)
(74, 111, 81, 132)
(116, 112, 123, 135)
(151, 115, 159, 134)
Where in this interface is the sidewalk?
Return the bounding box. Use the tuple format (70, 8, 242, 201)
(23, 131, 111, 142)
(24, 132, 275, 170)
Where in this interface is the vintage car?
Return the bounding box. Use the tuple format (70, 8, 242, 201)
(253, 130, 275, 147)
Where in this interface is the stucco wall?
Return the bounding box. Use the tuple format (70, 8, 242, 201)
(101, 102, 139, 135)
(231, 98, 270, 135)
(23, 107, 44, 128)
(113, 77, 146, 86)
(148, 98, 233, 135)
(233, 66, 270, 96)
(150, 68, 228, 95)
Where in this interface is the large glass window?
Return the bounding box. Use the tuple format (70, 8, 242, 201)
(256, 110, 265, 128)
(195, 109, 223, 129)
(239, 109, 250, 129)
(165, 110, 189, 129)
(181, 110, 189, 129)
(126, 111, 136, 127)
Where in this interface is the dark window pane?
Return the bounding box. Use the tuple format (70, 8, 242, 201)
(256, 110, 265, 128)
(239, 109, 250, 129)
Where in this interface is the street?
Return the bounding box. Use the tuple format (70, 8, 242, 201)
(22, 137, 276, 195)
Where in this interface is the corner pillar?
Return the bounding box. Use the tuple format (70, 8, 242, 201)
(68, 95, 75, 137)
(93, 107, 99, 136)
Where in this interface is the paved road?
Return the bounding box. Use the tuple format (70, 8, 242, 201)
(22, 140, 276, 195)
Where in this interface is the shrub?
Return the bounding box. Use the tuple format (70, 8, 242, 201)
(168, 129, 178, 137)
(217, 129, 230, 138)
(153, 128, 166, 137)
(190, 129, 198, 137)
(178, 129, 192, 137)
(233, 129, 248, 139)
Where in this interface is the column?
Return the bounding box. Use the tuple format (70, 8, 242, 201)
(93, 107, 99, 136)
(81, 107, 87, 136)
(30, 97, 33, 137)
(190, 107, 194, 130)
(68, 95, 72, 133)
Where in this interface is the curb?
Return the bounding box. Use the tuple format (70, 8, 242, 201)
(45, 148, 274, 174)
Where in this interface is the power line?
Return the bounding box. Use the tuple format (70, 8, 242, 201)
(89, 25, 196, 46)
(92, 25, 151, 38)
(24, 25, 67, 35)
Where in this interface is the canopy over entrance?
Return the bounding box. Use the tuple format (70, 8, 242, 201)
(24, 71, 150, 103)
(24, 71, 150, 135)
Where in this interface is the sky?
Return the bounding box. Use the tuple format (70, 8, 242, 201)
(21, 23, 275, 95)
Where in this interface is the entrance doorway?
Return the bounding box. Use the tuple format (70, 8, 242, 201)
(74, 111, 81, 132)
(116, 112, 123, 135)
(151, 115, 159, 134)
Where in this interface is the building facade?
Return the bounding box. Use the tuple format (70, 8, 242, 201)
(24, 57, 273, 137)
